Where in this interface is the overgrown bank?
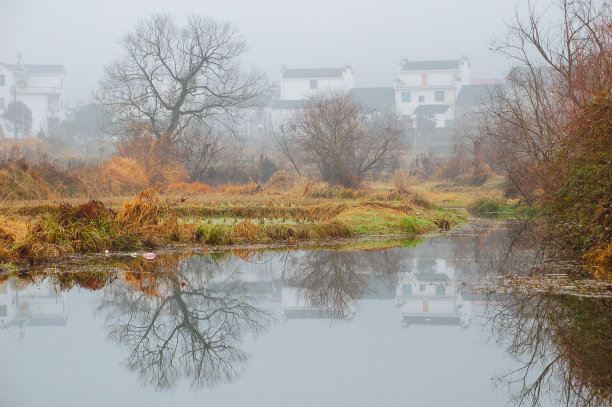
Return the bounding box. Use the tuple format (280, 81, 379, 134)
(0, 189, 464, 266)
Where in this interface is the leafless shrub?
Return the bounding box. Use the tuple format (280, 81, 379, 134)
(274, 90, 407, 187)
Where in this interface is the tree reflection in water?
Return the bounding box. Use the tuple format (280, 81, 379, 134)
(461, 223, 612, 406)
(279, 249, 405, 318)
(488, 293, 611, 407)
(97, 255, 272, 390)
(84, 222, 610, 403)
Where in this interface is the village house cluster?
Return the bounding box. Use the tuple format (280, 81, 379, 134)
(246, 57, 495, 138)
(0, 57, 494, 140)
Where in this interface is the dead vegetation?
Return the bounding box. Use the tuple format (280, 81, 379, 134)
(0, 186, 464, 266)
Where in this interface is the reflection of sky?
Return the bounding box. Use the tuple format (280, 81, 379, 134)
(0, 286, 538, 407)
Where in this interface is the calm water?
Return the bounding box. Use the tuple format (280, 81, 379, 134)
(1, 222, 610, 407)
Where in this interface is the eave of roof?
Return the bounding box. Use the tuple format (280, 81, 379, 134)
(401, 60, 460, 71)
(0, 62, 64, 74)
(282, 67, 346, 79)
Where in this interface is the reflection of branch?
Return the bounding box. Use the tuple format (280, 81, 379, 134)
(98, 256, 271, 390)
(281, 250, 405, 314)
(487, 291, 612, 407)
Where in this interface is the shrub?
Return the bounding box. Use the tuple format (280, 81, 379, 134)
(467, 197, 506, 218)
(399, 217, 435, 235)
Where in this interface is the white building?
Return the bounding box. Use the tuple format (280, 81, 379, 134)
(0, 62, 66, 137)
(0, 279, 69, 341)
(394, 58, 470, 127)
(280, 66, 354, 100)
(395, 259, 471, 327)
(272, 66, 355, 129)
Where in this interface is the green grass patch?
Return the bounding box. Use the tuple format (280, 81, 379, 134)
(467, 197, 536, 219)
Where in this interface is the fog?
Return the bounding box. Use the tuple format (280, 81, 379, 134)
(1, 0, 525, 106)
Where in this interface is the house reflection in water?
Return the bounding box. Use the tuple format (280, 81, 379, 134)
(0, 279, 68, 340)
(396, 257, 471, 327)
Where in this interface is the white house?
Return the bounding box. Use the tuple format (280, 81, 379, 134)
(272, 66, 355, 129)
(394, 58, 470, 127)
(0, 278, 69, 341)
(0, 62, 66, 137)
(395, 258, 471, 327)
(280, 66, 354, 100)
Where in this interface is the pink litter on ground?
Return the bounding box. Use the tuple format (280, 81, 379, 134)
(143, 252, 157, 260)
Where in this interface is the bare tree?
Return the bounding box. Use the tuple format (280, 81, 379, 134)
(97, 13, 266, 143)
(178, 124, 228, 181)
(274, 90, 407, 187)
(98, 255, 271, 390)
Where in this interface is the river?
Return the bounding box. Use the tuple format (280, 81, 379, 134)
(1, 221, 610, 406)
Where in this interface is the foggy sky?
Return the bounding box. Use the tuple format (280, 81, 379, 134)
(1, 0, 535, 106)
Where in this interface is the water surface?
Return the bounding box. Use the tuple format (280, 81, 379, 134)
(1, 222, 610, 406)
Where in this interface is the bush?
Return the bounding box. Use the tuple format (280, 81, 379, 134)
(467, 197, 506, 218)
(545, 93, 611, 257)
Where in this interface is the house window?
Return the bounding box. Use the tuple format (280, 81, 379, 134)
(310, 79, 318, 90)
(435, 284, 446, 296)
(0, 98, 4, 110)
(402, 284, 413, 296)
(401, 91, 411, 103)
(422, 74, 428, 87)
(419, 283, 426, 292)
(0, 305, 6, 317)
(418, 95, 425, 103)
(435, 91, 444, 102)
(0, 75, 4, 86)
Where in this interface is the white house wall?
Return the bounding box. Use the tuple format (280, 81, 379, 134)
(0, 65, 66, 137)
(394, 60, 470, 125)
(281, 75, 353, 100)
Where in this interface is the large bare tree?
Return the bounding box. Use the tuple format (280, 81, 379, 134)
(98, 255, 270, 390)
(97, 13, 266, 143)
(274, 91, 407, 187)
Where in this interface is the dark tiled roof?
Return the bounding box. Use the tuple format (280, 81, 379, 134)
(456, 84, 490, 106)
(272, 99, 305, 110)
(282, 68, 346, 79)
(414, 104, 451, 115)
(0, 62, 64, 74)
(401, 60, 460, 71)
(348, 87, 395, 111)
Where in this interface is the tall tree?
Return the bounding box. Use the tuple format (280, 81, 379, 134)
(97, 13, 266, 143)
(1, 101, 32, 138)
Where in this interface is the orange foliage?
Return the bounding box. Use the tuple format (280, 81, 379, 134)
(94, 157, 149, 195)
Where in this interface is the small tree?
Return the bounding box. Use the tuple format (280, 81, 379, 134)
(1, 101, 32, 138)
(177, 124, 227, 182)
(97, 13, 266, 144)
(275, 91, 407, 187)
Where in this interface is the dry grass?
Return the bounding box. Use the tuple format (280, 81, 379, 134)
(92, 157, 150, 196)
(584, 242, 612, 282)
(0, 178, 482, 266)
(165, 181, 213, 195)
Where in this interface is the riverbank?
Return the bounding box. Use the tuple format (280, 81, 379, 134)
(0, 188, 466, 267)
